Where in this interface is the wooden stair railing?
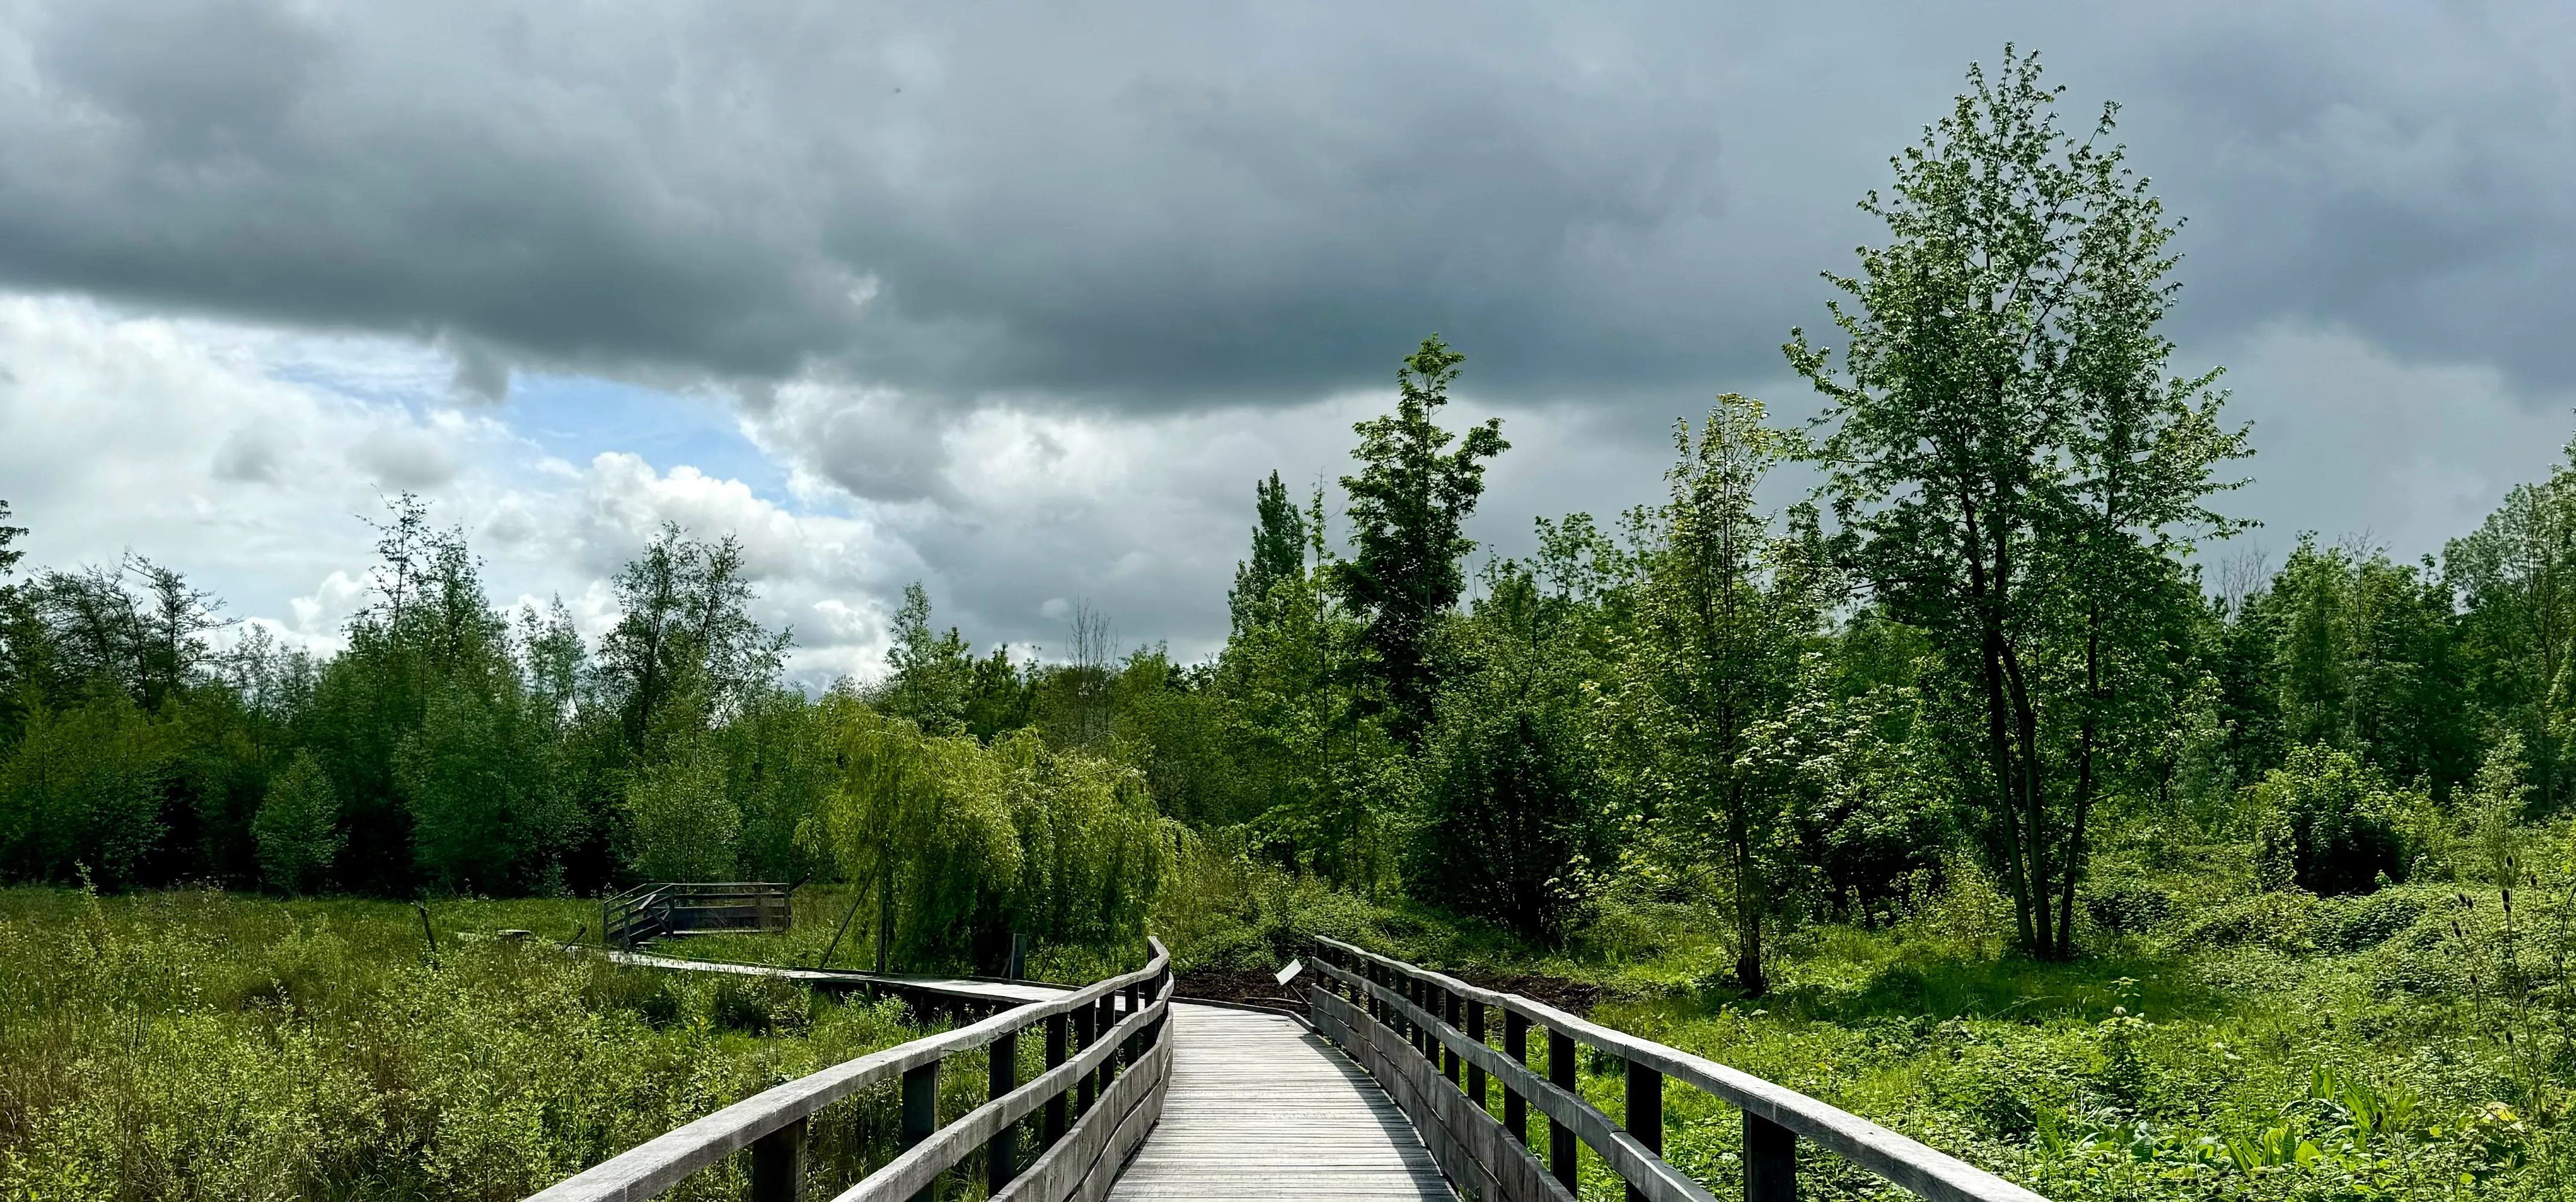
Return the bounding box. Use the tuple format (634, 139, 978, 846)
(604, 882, 793, 950)
(1305, 936, 2050, 1202)
(522, 938, 1172, 1202)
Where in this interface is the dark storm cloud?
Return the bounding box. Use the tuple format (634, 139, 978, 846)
(0, 0, 2569, 412)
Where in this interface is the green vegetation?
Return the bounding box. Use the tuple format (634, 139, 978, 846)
(4, 46, 2576, 1202)
(0, 887, 947, 1202)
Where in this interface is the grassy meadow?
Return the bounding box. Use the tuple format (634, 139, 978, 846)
(0, 887, 966, 1202)
(7, 848, 2573, 1202)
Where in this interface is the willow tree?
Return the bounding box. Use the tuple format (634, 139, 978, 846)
(1789, 49, 2248, 958)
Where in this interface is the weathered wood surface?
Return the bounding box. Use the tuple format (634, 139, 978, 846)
(1311, 937, 2051, 1202)
(1311, 987, 1572, 1202)
(524, 941, 1166, 1202)
(1109, 1003, 1451, 1201)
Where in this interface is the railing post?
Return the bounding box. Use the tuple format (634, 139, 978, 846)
(749, 1116, 806, 1202)
(987, 1029, 1018, 1194)
(1504, 1009, 1529, 1146)
(1745, 1112, 1797, 1202)
(1442, 989, 1463, 1086)
(1624, 1059, 1662, 1202)
(1044, 1012, 1069, 1143)
(900, 1061, 939, 1202)
(1409, 977, 1429, 1059)
(1097, 994, 1118, 1089)
(1074, 1004, 1098, 1115)
(1466, 1000, 1487, 1109)
(1547, 1027, 1578, 1195)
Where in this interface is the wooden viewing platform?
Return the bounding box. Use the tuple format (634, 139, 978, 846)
(523, 936, 2052, 1202)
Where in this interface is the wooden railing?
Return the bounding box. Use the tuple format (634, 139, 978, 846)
(524, 938, 1172, 1202)
(604, 882, 793, 949)
(1305, 936, 2048, 1202)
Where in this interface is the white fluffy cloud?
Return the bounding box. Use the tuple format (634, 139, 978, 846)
(0, 295, 906, 683)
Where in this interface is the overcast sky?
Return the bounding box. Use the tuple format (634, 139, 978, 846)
(2, 0, 2572, 684)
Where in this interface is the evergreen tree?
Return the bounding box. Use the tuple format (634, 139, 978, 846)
(1331, 336, 1509, 749)
(1230, 471, 1307, 633)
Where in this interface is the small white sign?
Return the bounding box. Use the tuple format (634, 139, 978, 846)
(1274, 958, 1305, 987)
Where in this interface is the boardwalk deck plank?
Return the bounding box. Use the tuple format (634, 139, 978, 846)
(1107, 1004, 1451, 1202)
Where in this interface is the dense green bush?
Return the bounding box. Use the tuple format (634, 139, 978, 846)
(2247, 744, 2420, 895)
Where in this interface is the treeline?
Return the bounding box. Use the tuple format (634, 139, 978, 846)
(0, 497, 1165, 969)
(1, 54, 2566, 990)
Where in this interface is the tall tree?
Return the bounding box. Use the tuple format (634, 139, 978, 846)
(1331, 336, 1509, 748)
(879, 582, 973, 735)
(2449, 448, 2576, 813)
(1230, 471, 1308, 633)
(595, 524, 789, 756)
(1789, 49, 2248, 958)
(0, 500, 22, 581)
(1223, 491, 1402, 888)
(1618, 397, 1831, 993)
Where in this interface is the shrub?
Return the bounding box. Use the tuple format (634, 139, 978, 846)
(2245, 744, 2418, 895)
(2312, 890, 2426, 954)
(2082, 880, 2177, 936)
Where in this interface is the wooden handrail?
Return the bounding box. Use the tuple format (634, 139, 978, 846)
(1308, 935, 2049, 1202)
(604, 882, 793, 950)
(524, 938, 1171, 1202)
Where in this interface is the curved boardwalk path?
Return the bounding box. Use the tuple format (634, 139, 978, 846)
(1109, 1003, 1451, 1201)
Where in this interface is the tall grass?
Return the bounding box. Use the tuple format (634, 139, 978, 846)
(0, 887, 939, 1202)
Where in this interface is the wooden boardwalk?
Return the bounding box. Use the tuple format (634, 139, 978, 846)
(1109, 1003, 1452, 1201)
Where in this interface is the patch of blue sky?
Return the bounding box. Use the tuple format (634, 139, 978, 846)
(504, 374, 803, 509)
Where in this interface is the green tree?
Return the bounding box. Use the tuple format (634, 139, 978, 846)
(1413, 563, 1612, 939)
(595, 525, 789, 758)
(2257, 539, 2473, 795)
(1222, 492, 1404, 890)
(622, 734, 739, 881)
(877, 582, 973, 736)
(1331, 336, 1509, 748)
(253, 749, 342, 894)
(2448, 447, 2576, 812)
(1789, 49, 2248, 958)
(0, 690, 172, 885)
(0, 500, 22, 580)
(1230, 471, 1308, 634)
(1617, 397, 1831, 993)
(398, 676, 566, 893)
(2247, 743, 2419, 895)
